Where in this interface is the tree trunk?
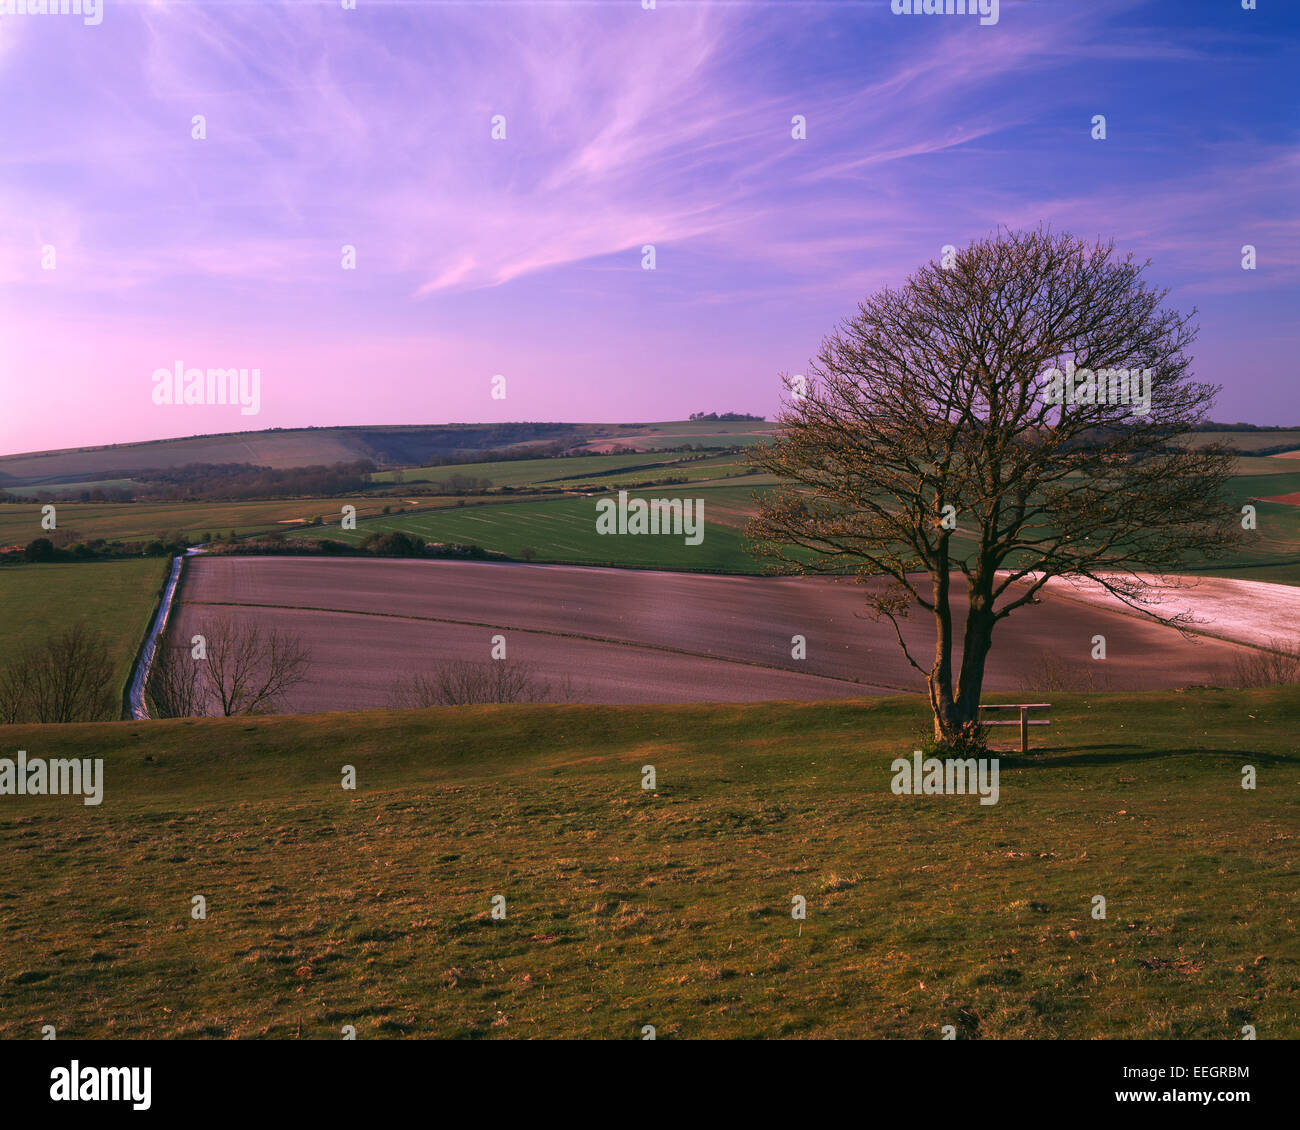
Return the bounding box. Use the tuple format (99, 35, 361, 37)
(928, 568, 957, 741)
(931, 584, 997, 746)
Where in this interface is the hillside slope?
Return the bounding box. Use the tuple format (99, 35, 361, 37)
(0, 420, 771, 489)
(0, 424, 596, 487)
(1, 689, 1295, 1039)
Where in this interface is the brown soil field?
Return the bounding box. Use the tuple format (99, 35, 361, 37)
(167, 557, 1260, 713)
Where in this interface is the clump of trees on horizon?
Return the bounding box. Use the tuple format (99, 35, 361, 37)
(132, 460, 376, 501)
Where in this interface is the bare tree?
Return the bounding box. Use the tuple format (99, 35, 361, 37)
(147, 618, 311, 717)
(748, 228, 1239, 745)
(0, 662, 34, 724)
(145, 637, 205, 718)
(387, 659, 572, 707)
(0, 622, 116, 723)
(203, 619, 312, 715)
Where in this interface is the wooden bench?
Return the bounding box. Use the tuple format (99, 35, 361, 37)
(979, 703, 1051, 754)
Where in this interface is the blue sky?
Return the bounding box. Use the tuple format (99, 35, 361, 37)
(1, 0, 1296, 452)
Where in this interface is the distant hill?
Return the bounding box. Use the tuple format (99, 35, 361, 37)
(0, 423, 595, 489)
(0, 420, 772, 489)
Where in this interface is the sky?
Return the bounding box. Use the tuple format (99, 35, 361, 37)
(1, 0, 1297, 454)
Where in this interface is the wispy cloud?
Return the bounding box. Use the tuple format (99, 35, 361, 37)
(1, 0, 1294, 449)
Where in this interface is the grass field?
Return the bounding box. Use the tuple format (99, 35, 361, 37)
(1193, 563, 1300, 587)
(0, 559, 169, 712)
(1190, 500, 1300, 574)
(1226, 472, 1300, 503)
(305, 490, 766, 572)
(3, 478, 141, 498)
(369, 450, 761, 493)
(587, 419, 773, 450)
(565, 459, 765, 489)
(369, 452, 674, 489)
(0, 688, 1295, 1039)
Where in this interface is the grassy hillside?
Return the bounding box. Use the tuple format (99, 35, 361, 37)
(0, 559, 169, 712)
(0, 689, 1295, 1039)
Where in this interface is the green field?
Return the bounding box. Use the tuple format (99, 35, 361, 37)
(1191, 500, 1300, 574)
(2, 477, 140, 498)
(306, 490, 766, 572)
(371, 452, 694, 489)
(1226, 472, 1300, 502)
(1, 688, 1295, 1039)
(565, 458, 765, 489)
(1193, 563, 1300, 587)
(0, 559, 169, 712)
(610, 419, 773, 448)
(369, 450, 760, 493)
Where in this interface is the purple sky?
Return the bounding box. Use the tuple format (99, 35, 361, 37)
(2, 0, 1297, 455)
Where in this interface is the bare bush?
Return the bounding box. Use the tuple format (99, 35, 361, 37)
(1217, 638, 1300, 689)
(387, 659, 572, 708)
(1018, 653, 1115, 694)
(0, 622, 116, 723)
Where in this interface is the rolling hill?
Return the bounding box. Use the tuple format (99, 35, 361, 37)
(0, 420, 773, 491)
